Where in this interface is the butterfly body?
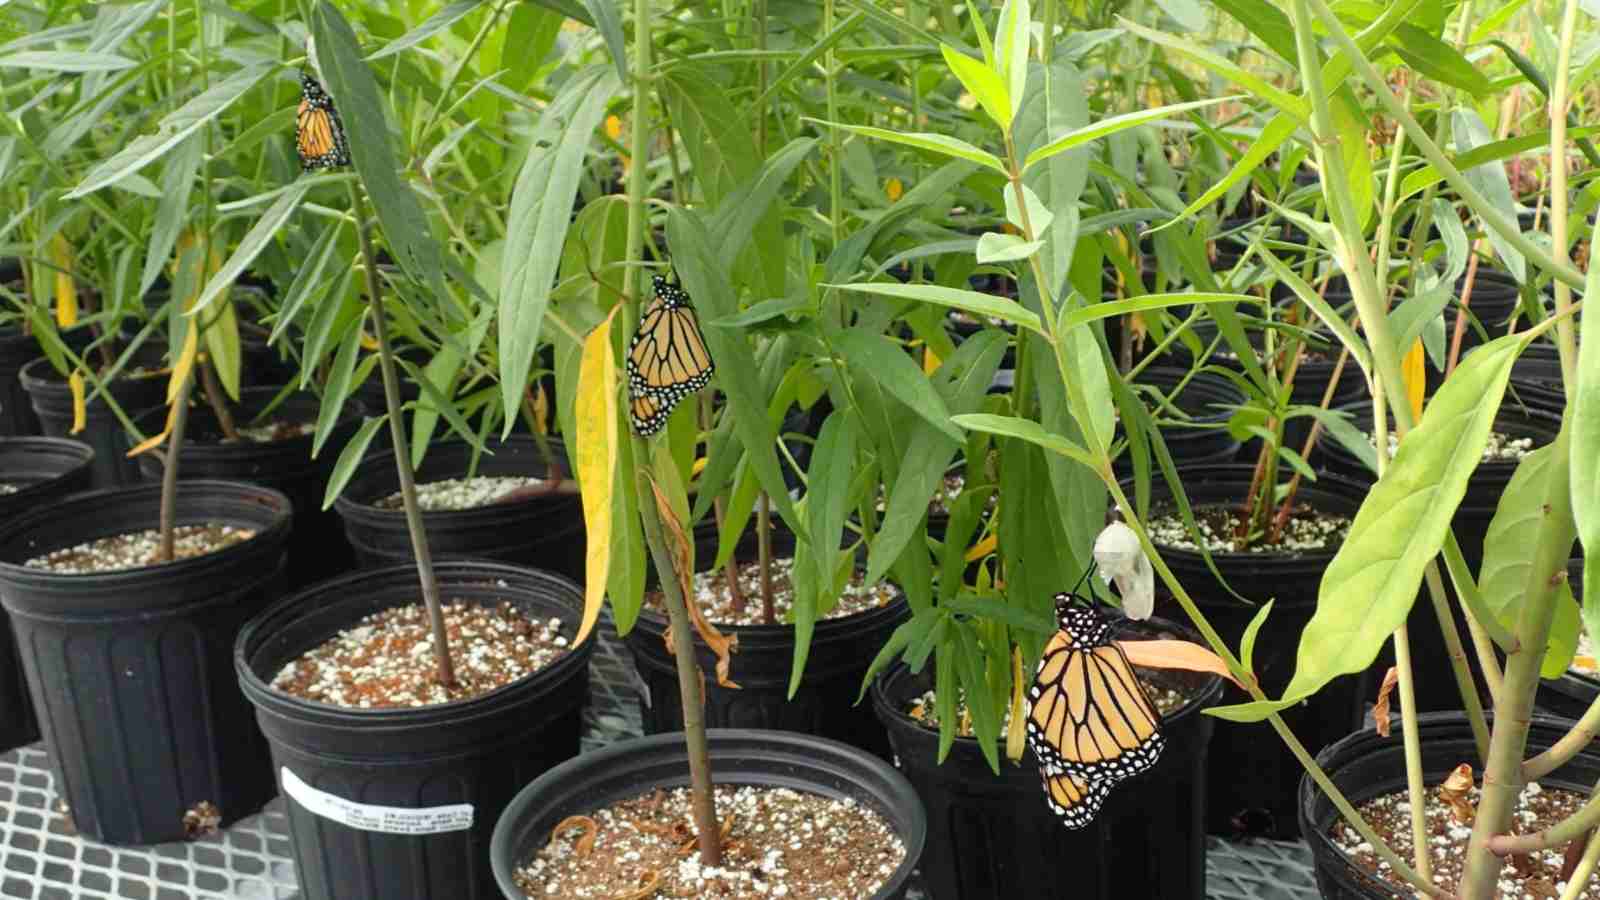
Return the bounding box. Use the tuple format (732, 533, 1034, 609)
(626, 275, 715, 437)
(296, 73, 351, 171)
(1025, 592, 1165, 828)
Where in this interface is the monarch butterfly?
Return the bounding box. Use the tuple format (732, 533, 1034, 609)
(296, 72, 350, 171)
(626, 274, 715, 437)
(1025, 580, 1165, 828)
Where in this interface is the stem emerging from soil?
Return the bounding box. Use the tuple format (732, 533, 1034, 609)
(348, 183, 454, 688)
(157, 372, 192, 562)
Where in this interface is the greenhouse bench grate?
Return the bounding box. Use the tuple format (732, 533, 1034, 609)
(0, 608, 1321, 899)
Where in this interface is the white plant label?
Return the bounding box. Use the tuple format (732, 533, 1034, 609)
(280, 768, 474, 835)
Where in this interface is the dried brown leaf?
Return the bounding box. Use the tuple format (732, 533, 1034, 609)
(609, 870, 661, 900)
(1438, 763, 1475, 825)
(1561, 828, 1595, 882)
(1373, 667, 1399, 738)
(649, 479, 740, 689)
(551, 815, 599, 858)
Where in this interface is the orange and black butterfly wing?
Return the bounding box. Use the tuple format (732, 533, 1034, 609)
(1025, 598, 1165, 784)
(1039, 764, 1109, 830)
(296, 73, 350, 171)
(625, 276, 715, 437)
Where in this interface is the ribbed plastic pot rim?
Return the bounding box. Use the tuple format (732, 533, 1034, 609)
(489, 728, 927, 900)
(0, 437, 94, 505)
(629, 590, 910, 641)
(131, 385, 358, 453)
(234, 559, 594, 732)
(334, 442, 574, 526)
(0, 479, 293, 588)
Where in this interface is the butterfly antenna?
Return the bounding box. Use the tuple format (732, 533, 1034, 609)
(1069, 560, 1098, 599)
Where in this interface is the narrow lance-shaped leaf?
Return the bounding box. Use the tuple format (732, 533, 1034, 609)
(826, 280, 1043, 332)
(832, 330, 963, 443)
(496, 66, 618, 431)
(190, 180, 313, 315)
(808, 120, 1007, 174)
(1571, 214, 1600, 633)
(67, 62, 271, 198)
(368, 0, 485, 60)
(790, 412, 858, 696)
(573, 310, 619, 648)
(1022, 96, 1240, 171)
(994, 0, 1031, 123)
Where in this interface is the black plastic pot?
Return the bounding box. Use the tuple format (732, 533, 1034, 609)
(628, 527, 910, 760)
(1506, 340, 1565, 416)
(133, 387, 362, 588)
(1114, 367, 1244, 477)
(236, 560, 591, 900)
(1451, 267, 1524, 350)
(490, 729, 926, 900)
(0, 325, 92, 437)
(0, 480, 292, 844)
(0, 437, 95, 751)
(872, 616, 1225, 900)
(20, 353, 166, 488)
(1134, 464, 1369, 837)
(1302, 713, 1600, 898)
(335, 437, 585, 583)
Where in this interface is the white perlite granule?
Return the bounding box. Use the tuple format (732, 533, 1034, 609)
(0, 482, 21, 496)
(1370, 429, 1537, 462)
(1148, 507, 1350, 554)
(376, 475, 547, 512)
(24, 525, 255, 574)
(234, 420, 313, 443)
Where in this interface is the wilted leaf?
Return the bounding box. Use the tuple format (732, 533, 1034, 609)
(649, 477, 739, 688)
(1119, 639, 1244, 689)
(1438, 763, 1475, 824)
(573, 312, 618, 648)
(1373, 666, 1398, 737)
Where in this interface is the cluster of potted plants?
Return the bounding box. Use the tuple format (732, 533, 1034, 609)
(3, 0, 1600, 899)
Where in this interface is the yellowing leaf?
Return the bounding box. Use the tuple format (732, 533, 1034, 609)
(168, 326, 200, 406)
(573, 309, 619, 648)
(923, 344, 942, 374)
(50, 234, 77, 327)
(965, 531, 997, 562)
(1006, 646, 1026, 761)
(604, 115, 623, 140)
(360, 330, 379, 351)
(531, 382, 551, 436)
(885, 177, 904, 202)
(1403, 337, 1425, 421)
(691, 456, 708, 477)
(127, 403, 179, 457)
(1118, 638, 1245, 689)
(67, 372, 86, 434)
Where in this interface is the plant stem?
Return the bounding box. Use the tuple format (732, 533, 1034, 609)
(1525, 694, 1600, 780)
(348, 184, 454, 688)
(200, 359, 239, 441)
(625, 0, 721, 865)
(157, 372, 192, 562)
(824, 0, 842, 248)
(1559, 827, 1600, 900)
(1462, 424, 1576, 895)
(758, 492, 775, 625)
(754, 0, 767, 158)
(1392, 624, 1432, 883)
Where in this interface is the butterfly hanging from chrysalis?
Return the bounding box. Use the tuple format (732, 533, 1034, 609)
(1025, 568, 1166, 830)
(296, 71, 351, 171)
(626, 274, 715, 437)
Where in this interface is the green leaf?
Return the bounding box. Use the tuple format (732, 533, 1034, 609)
(832, 329, 963, 443)
(314, 324, 365, 459)
(1211, 0, 1296, 62)
(1480, 445, 1581, 678)
(1117, 18, 1306, 117)
(1150, 112, 1297, 236)
(1273, 332, 1534, 713)
(1257, 248, 1373, 378)
(826, 281, 1043, 332)
(1017, 60, 1088, 301)
(190, 181, 313, 315)
(791, 412, 859, 696)
(369, 0, 484, 59)
(314, 3, 449, 301)
(975, 232, 1044, 262)
(322, 415, 387, 509)
(815, 121, 1007, 173)
(950, 413, 1100, 470)
(946, 593, 1055, 633)
(857, 613, 939, 703)
(495, 66, 618, 431)
(1022, 96, 1238, 171)
(994, 0, 1031, 123)
(1240, 599, 1274, 676)
(752, 12, 866, 111)
(271, 221, 345, 343)
(708, 136, 817, 272)
(1572, 216, 1600, 637)
(1453, 109, 1526, 283)
(1056, 292, 1254, 333)
(139, 134, 201, 300)
(710, 296, 809, 328)
(67, 63, 271, 198)
(1473, 0, 1533, 41)
(0, 51, 136, 72)
(665, 208, 805, 538)
(579, 0, 627, 80)
(1388, 25, 1492, 97)
(1330, 88, 1374, 229)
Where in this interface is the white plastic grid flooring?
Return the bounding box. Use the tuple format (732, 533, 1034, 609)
(0, 608, 1320, 900)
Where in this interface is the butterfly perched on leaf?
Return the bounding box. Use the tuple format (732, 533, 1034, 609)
(626, 274, 715, 437)
(296, 72, 350, 171)
(1025, 575, 1166, 830)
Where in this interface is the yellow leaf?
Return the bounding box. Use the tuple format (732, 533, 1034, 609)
(965, 531, 997, 562)
(50, 234, 77, 327)
(1117, 638, 1246, 690)
(691, 456, 708, 477)
(168, 326, 200, 406)
(531, 383, 551, 436)
(127, 403, 179, 457)
(923, 344, 942, 375)
(885, 177, 904, 202)
(604, 115, 623, 140)
(1005, 646, 1027, 762)
(67, 372, 86, 434)
(573, 308, 620, 648)
(1402, 337, 1426, 421)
